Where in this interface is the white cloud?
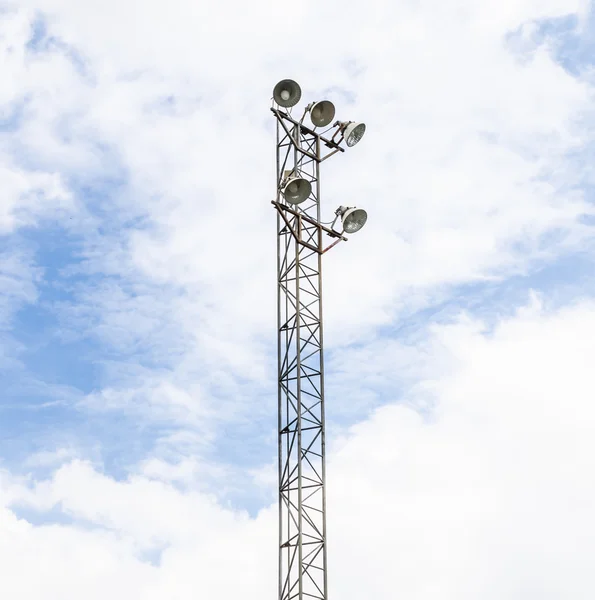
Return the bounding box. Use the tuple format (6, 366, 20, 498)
(327, 295, 595, 599)
(0, 9, 81, 235)
(0, 161, 72, 233)
(16, 0, 589, 441)
(23, 447, 79, 468)
(1, 0, 595, 597)
(0, 295, 594, 597)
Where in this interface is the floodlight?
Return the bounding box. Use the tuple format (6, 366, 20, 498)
(273, 80, 302, 108)
(335, 205, 367, 233)
(338, 121, 366, 147)
(283, 177, 311, 205)
(309, 101, 336, 128)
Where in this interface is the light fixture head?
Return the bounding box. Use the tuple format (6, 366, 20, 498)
(309, 100, 336, 128)
(336, 205, 368, 233)
(338, 121, 366, 147)
(273, 79, 302, 108)
(282, 177, 312, 205)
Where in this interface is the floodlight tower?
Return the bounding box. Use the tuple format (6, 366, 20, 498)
(271, 79, 367, 600)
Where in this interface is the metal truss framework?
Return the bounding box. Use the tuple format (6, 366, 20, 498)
(273, 108, 346, 600)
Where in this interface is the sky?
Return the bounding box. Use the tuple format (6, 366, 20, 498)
(1, 0, 595, 598)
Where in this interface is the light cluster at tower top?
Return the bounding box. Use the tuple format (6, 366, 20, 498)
(272, 78, 368, 236)
(272, 79, 366, 150)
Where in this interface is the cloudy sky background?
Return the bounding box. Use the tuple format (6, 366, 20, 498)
(1, 0, 595, 597)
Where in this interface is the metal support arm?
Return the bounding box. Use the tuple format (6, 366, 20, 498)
(272, 201, 347, 255)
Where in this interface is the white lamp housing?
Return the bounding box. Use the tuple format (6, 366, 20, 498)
(336, 205, 368, 233)
(339, 121, 366, 147)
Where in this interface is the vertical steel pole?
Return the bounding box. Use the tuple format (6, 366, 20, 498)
(294, 123, 304, 600)
(276, 110, 328, 600)
(315, 134, 329, 600)
(276, 116, 283, 600)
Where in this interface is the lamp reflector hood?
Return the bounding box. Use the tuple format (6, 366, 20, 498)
(282, 178, 311, 205)
(310, 100, 336, 127)
(341, 207, 367, 233)
(273, 79, 302, 108)
(343, 122, 366, 147)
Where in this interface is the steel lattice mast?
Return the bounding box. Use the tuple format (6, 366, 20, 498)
(271, 80, 367, 600)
